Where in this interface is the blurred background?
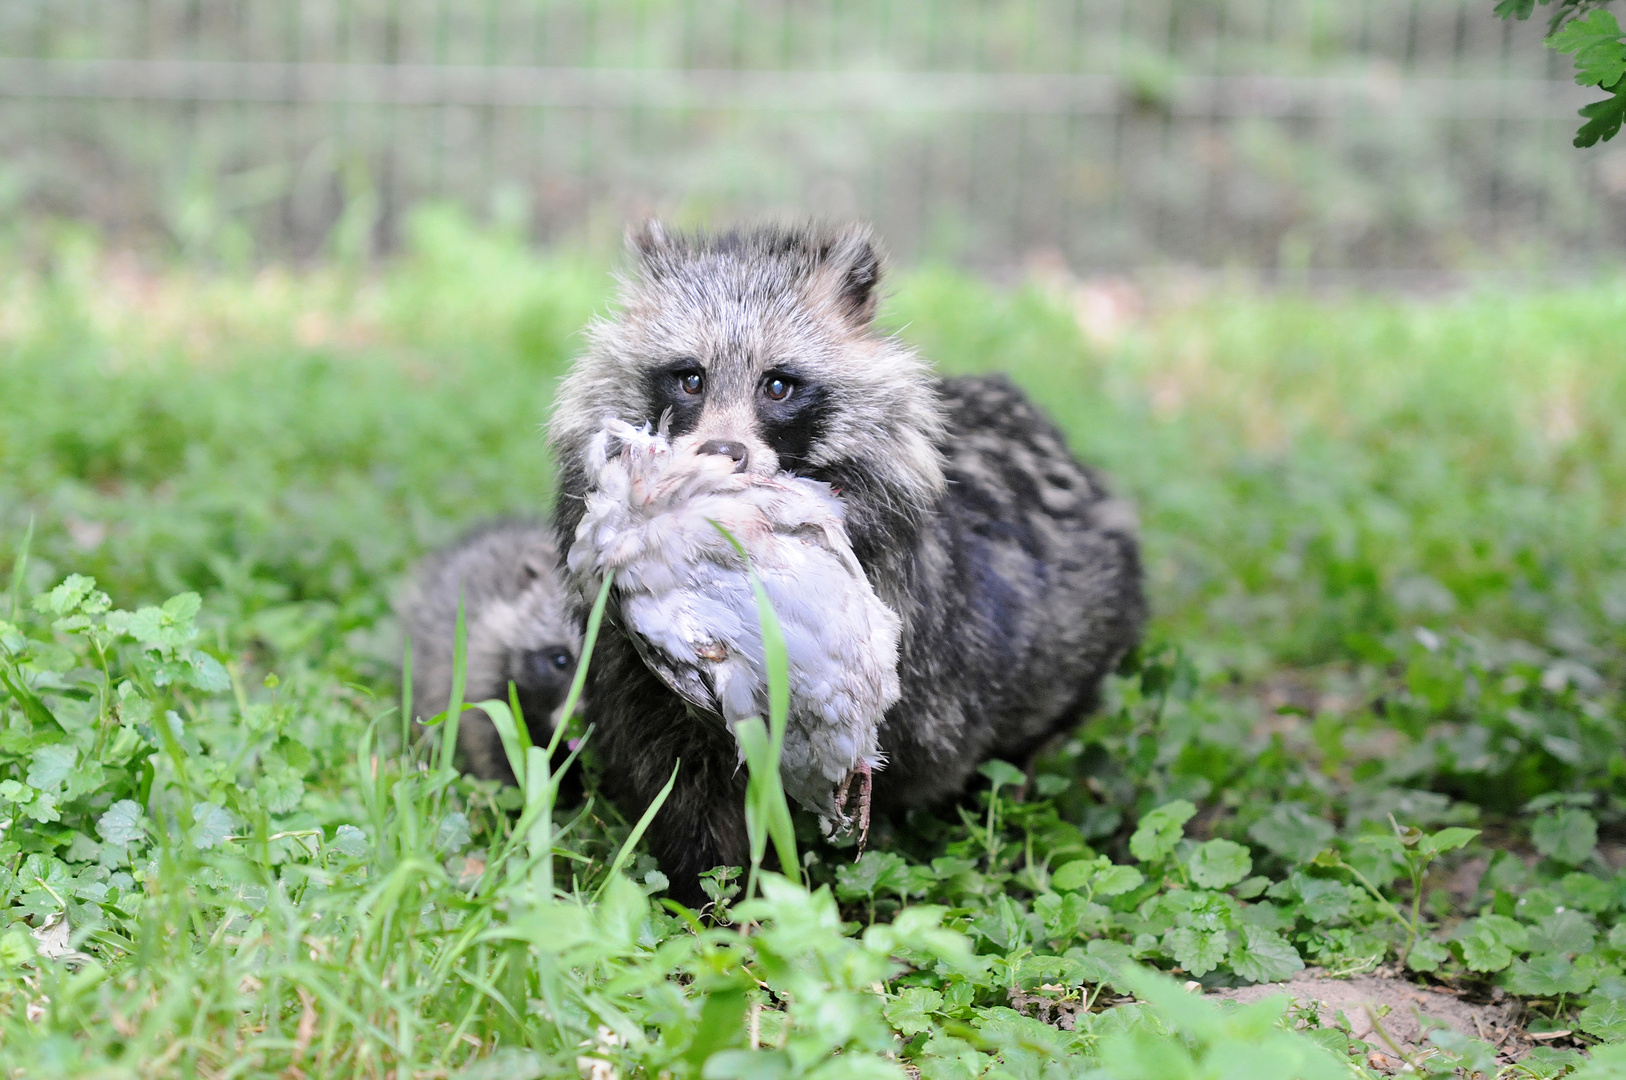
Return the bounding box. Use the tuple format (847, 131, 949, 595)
(2, 0, 1619, 276)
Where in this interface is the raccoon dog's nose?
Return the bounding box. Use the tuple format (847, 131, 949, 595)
(698, 440, 750, 471)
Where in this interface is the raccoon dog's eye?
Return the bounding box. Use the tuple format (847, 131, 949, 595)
(549, 650, 571, 670)
(678, 370, 704, 395)
(763, 375, 795, 402)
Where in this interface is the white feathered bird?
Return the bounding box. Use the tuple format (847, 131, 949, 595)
(567, 417, 902, 836)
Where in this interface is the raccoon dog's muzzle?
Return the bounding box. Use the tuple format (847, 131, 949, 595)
(672, 400, 777, 479)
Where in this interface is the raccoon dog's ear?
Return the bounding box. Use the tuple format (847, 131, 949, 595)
(626, 219, 671, 263)
(822, 228, 883, 327)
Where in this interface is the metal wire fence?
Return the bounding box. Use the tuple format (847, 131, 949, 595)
(1, 0, 1619, 271)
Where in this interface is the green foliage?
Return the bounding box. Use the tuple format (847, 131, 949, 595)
(1551, 8, 1626, 86)
(1501, 2, 1626, 146)
(1129, 799, 1196, 863)
(3, 229, 1626, 1073)
(1532, 807, 1601, 866)
(1089, 966, 1346, 1080)
(1318, 820, 1479, 971)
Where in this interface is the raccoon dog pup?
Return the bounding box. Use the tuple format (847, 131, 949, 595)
(550, 222, 1145, 905)
(398, 522, 582, 785)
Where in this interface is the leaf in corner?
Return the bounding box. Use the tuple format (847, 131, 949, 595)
(1575, 90, 1626, 147)
(1548, 10, 1626, 88)
(1493, 0, 1535, 20)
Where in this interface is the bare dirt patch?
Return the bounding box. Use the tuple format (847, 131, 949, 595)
(1208, 968, 1530, 1070)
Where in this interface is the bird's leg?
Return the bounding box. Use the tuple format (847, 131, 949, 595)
(854, 759, 872, 852)
(832, 761, 873, 850)
(833, 771, 854, 830)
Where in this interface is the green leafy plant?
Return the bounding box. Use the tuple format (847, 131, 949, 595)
(1316, 819, 1479, 971)
(1500, 1, 1626, 145)
(5, 238, 1626, 1075)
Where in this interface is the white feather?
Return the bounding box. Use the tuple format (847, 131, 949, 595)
(568, 417, 902, 825)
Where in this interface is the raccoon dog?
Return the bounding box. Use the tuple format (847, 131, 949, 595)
(398, 521, 582, 785)
(549, 222, 1145, 905)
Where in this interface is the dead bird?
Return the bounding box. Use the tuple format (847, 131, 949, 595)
(397, 521, 583, 785)
(567, 416, 901, 837)
(549, 222, 1146, 905)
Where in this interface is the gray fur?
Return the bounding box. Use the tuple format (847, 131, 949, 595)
(549, 222, 1145, 905)
(397, 521, 583, 784)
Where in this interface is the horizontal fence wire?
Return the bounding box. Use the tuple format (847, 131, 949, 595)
(0, 0, 1620, 272)
(0, 59, 1597, 118)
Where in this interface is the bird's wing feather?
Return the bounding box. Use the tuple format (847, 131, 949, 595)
(623, 627, 720, 715)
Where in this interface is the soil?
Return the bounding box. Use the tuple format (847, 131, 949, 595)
(1207, 968, 1536, 1072)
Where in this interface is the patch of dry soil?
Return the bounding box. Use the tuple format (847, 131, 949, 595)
(1208, 969, 1529, 1068)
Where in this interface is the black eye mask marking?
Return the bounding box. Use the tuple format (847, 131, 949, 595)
(757, 370, 829, 474)
(642, 360, 707, 438)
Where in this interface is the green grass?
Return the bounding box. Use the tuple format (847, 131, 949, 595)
(1, 205, 1625, 1077)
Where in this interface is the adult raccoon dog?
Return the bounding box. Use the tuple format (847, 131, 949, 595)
(550, 223, 1144, 905)
(398, 521, 582, 786)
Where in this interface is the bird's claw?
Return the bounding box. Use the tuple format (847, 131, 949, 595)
(833, 759, 873, 853)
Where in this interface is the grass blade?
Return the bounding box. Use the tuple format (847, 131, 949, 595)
(525, 744, 554, 898)
(507, 680, 534, 758)
(474, 699, 529, 789)
(707, 520, 799, 894)
(7, 517, 33, 621)
(549, 570, 614, 758)
(597, 759, 680, 899)
(437, 594, 468, 777)
(400, 634, 414, 755)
